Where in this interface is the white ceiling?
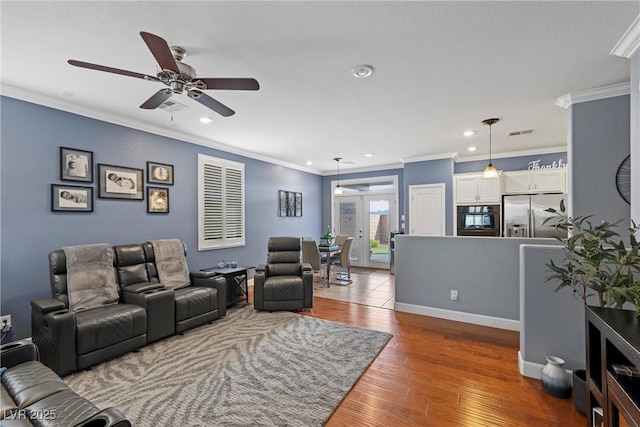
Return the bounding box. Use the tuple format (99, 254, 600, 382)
(1, 1, 638, 174)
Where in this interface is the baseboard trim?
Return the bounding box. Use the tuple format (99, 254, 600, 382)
(518, 351, 544, 379)
(394, 302, 520, 331)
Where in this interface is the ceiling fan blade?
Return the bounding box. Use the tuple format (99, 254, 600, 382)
(198, 78, 260, 91)
(140, 31, 180, 74)
(68, 60, 158, 81)
(188, 90, 235, 117)
(140, 89, 172, 109)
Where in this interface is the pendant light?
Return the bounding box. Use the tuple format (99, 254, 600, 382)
(333, 157, 343, 195)
(482, 118, 499, 178)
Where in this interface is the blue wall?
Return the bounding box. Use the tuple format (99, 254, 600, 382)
(570, 95, 630, 225)
(0, 97, 323, 341)
(455, 152, 567, 174)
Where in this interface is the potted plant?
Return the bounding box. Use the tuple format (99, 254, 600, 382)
(320, 226, 334, 246)
(544, 208, 640, 414)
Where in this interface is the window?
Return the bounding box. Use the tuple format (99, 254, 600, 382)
(198, 154, 245, 250)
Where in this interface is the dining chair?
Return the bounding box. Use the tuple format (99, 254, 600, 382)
(330, 234, 350, 263)
(329, 237, 354, 284)
(302, 239, 327, 281)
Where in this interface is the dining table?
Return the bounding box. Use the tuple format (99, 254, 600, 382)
(318, 243, 341, 282)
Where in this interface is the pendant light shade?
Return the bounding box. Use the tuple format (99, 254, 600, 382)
(333, 157, 343, 194)
(482, 118, 499, 179)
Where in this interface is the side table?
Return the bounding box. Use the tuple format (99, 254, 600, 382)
(201, 265, 253, 307)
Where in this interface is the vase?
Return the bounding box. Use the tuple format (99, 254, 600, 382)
(541, 356, 571, 398)
(572, 369, 587, 415)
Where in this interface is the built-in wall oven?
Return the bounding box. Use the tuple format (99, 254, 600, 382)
(456, 205, 501, 237)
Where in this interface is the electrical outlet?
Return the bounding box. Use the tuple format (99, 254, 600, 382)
(1, 315, 11, 332)
(450, 290, 459, 301)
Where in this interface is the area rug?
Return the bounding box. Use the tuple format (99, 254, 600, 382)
(64, 306, 392, 427)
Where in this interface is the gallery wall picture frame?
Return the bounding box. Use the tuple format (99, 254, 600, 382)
(147, 186, 170, 213)
(279, 190, 288, 217)
(147, 161, 174, 185)
(51, 184, 93, 212)
(97, 163, 144, 200)
(60, 147, 93, 182)
(295, 192, 302, 217)
(287, 191, 296, 216)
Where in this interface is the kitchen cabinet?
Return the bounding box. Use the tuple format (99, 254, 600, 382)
(503, 169, 566, 194)
(454, 174, 500, 204)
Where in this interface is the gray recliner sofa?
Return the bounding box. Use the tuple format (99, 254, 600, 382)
(113, 241, 227, 336)
(1, 339, 131, 426)
(254, 236, 313, 311)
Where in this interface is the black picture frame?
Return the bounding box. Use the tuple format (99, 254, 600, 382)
(147, 161, 174, 185)
(51, 184, 93, 212)
(147, 186, 170, 213)
(287, 191, 296, 216)
(97, 163, 144, 200)
(279, 190, 288, 217)
(60, 147, 93, 182)
(295, 192, 302, 217)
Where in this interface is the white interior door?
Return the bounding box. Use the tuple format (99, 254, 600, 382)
(408, 184, 445, 236)
(334, 194, 396, 268)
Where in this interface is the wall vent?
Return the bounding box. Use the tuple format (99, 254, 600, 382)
(158, 99, 188, 112)
(509, 129, 535, 137)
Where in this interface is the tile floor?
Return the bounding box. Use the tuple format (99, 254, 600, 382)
(312, 267, 395, 309)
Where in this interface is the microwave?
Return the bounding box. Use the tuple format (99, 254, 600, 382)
(456, 205, 500, 237)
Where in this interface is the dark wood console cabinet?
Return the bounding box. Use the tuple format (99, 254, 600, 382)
(586, 306, 640, 427)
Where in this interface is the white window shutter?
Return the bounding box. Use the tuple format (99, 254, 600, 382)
(198, 154, 245, 250)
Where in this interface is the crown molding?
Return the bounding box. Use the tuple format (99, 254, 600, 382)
(555, 82, 631, 109)
(320, 162, 405, 176)
(401, 152, 458, 164)
(0, 84, 320, 175)
(455, 145, 567, 163)
(611, 15, 640, 58)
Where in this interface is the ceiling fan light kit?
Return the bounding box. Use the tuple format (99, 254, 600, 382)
(68, 31, 259, 117)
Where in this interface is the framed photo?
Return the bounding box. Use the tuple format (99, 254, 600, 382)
(295, 192, 302, 217)
(60, 147, 93, 182)
(287, 191, 296, 217)
(97, 163, 144, 200)
(147, 161, 174, 185)
(147, 186, 169, 213)
(51, 184, 93, 212)
(279, 190, 288, 217)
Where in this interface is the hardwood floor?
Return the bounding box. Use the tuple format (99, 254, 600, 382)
(248, 284, 586, 426)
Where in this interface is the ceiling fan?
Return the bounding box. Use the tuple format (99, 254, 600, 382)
(68, 31, 259, 117)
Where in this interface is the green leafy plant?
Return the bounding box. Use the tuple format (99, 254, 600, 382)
(545, 209, 640, 313)
(370, 239, 380, 249)
(321, 226, 334, 240)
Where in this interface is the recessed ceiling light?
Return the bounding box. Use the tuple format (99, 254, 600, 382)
(462, 130, 476, 137)
(306, 161, 313, 166)
(468, 146, 477, 152)
(364, 153, 374, 157)
(199, 117, 213, 124)
(351, 65, 374, 78)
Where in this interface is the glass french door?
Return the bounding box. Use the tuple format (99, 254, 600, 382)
(334, 194, 395, 269)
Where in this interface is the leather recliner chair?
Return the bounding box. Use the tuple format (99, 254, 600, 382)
(32, 248, 148, 377)
(113, 241, 227, 336)
(254, 237, 313, 311)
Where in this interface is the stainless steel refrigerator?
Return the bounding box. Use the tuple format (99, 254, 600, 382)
(502, 194, 567, 238)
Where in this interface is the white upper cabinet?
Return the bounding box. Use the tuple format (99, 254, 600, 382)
(454, 174, 501, 204)
(503, 169, 567, 194)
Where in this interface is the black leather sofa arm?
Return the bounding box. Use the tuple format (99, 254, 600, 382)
(256, 264, 266, 273)
(74, 407, 131, 427)
(31, 298, 65, 314)
(0, 339, 39, 368)
(191, 275, 227, 318)
(121, 288, 175, 342)
(31, 308, 77, 376)
(301, 263, 313, 272)
(190, 270, 218, 279)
